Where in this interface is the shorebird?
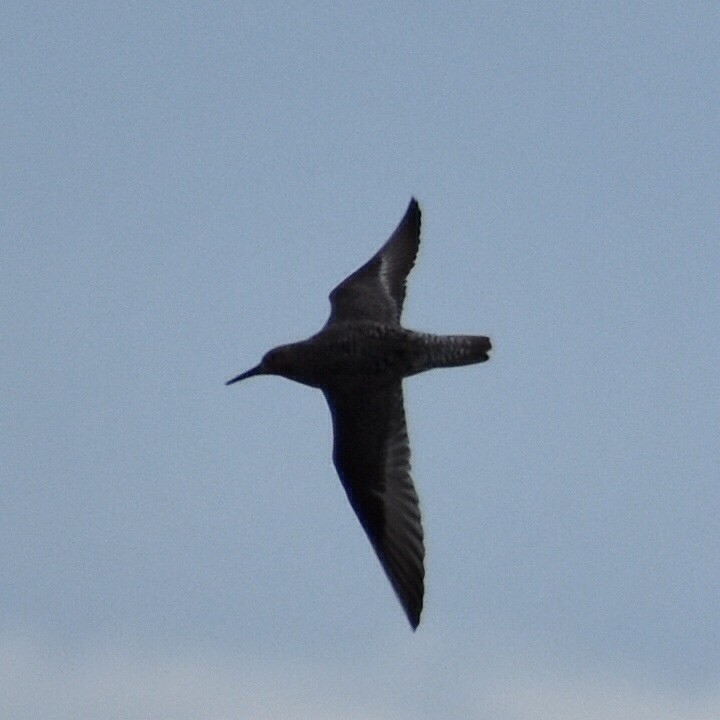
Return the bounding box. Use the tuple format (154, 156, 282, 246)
(227, 199, 491, 629)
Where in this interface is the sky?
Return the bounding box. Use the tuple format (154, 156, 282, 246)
(3, 2, 719, 718)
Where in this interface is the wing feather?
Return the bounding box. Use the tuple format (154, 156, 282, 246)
(324, 383, 425, 628)
(327, 199, 421, 326)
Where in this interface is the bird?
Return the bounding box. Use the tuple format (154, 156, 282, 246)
(226, 198, 491, 629)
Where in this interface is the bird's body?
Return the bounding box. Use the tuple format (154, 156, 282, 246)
(227, 199, 491, 629)
(260, 321, 489, 389)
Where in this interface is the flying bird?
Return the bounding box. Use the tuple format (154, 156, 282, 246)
(227, 199, 491, 629)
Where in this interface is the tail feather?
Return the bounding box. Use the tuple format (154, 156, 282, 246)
(424, 334, 491, 370)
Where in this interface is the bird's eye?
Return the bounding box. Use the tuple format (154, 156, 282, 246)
(266, 349, 284, 367)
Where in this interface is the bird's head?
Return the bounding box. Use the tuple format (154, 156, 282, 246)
(225, 344, 296, 385)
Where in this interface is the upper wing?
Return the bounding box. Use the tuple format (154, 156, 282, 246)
(326, 198, 421, 326)
(324, 382, 425, 629)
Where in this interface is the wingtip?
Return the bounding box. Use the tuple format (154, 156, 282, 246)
(401, 197, 421, 236)
(401, 590, 423, 630)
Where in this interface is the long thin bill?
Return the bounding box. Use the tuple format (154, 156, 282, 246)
(225, 364, 264, 385)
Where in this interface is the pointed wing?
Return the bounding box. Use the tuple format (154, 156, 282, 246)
(327, 198, 421, 326)
(324, 383, 425, 629)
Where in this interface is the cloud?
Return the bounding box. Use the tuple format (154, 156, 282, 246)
(2, 635, 718, 720)
(2, 636, 385, 720)
(478, 673, 720, 720)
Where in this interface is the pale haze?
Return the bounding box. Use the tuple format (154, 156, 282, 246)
(3, 4, 719, 719)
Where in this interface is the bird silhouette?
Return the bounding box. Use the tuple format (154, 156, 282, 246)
(227, 199, 491, 628)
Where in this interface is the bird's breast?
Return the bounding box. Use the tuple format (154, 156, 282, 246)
(294, 324, 414, 389)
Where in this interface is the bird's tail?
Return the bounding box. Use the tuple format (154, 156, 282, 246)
(422, 334, 492, 370)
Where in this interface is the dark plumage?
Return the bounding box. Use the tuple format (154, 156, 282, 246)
(227, 199, 491, 629)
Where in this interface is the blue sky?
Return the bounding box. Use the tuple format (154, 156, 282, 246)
(3, 3, 719, 718)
